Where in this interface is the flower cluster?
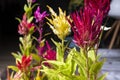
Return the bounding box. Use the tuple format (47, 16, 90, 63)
(70, 0, 110, 49)
(8, 0, 110, 80)
(47, 6, 71, 40)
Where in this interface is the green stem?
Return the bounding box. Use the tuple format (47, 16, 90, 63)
(93, 17, 110, 80)
(84, 48, 90, 80)
(23, 72, 29, 80)
(61, 39, 64, 62)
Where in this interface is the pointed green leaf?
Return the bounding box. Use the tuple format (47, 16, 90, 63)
(8, 66, 18, 72)
(89, 60, 105, 75)
(88, 50, 96, 61)
(11, 52, 22, 60)
(65, 48, 77, 75)
(19, 44, 24, 54)
(97, 73, 107, 80)
(15, 17, 21, 23)
(24, 4, 28, 12)
(28, 16, 33, 23)
(51, 39, 64, 61)
(32, 3, 39, 9)
(43, 60, 65, 67)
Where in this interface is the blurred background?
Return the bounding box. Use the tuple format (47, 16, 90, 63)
(0, 0, 120, 79)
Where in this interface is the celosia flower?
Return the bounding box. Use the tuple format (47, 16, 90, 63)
(70, 7, 104, 48)
(16, 55, 32, 72)
(37, 41, 56, 60)
(34, 6, 48, 23)
(43, 41, 56, 60)
(47, 6, 71, 40)
(18, 14, 35, 35)
(84, 0, 110, 17)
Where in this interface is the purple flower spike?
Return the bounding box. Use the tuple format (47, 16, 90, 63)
(34, 6, 48, 23)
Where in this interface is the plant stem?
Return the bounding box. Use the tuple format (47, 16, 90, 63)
(84, 48, 90, 80)
(61, 39, 64, 62)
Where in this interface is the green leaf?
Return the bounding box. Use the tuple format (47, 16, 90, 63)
(51, 39, 64, 62)
(72, 49, 86, 67)
(72, 49, 86, 76)
(32, 3, 39, 9)
(8, 66, 18, 72)
(24, 4, 28, 12)
(31, 53, 41, 62)
(88, 50, 96, 61)
(78, 66, 86, 76)
(19, 44, 24, 54)
(15, 17, 21, 23)
(41, 65, 59, 80)
(65, 48, 77, 75)
(97, 73, 107, 80)
(29, 26, 35, 34)
(43, 60, 65, 67)
(89, 60, 105, 75)
(28, 16, 33, 23)
(26, 8, 32, 19)
(11, 52, 22, 60)
(19, 37, 24, 46)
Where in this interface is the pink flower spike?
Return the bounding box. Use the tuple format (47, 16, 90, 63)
(18, 14, 35, 35)
(43, 41, 56, 60)
(16, 55, 32, 72)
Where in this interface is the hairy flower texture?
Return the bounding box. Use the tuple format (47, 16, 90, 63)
(84, 0, 110, 17)
(34, 6, 48, 23)
(47, 6, 71, 40)
(16, 55, 32, 72)
(71, 7, 104, 48)
(18, 14, 35, 35)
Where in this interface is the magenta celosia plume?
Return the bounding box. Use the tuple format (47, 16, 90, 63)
(70, 0, 110, 48)
(37, 41, 56, 60)
(43, 41, 56, 60)
(84, 0, 110, 17)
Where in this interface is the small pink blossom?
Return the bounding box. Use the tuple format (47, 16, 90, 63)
(18, 14, 35, 35)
